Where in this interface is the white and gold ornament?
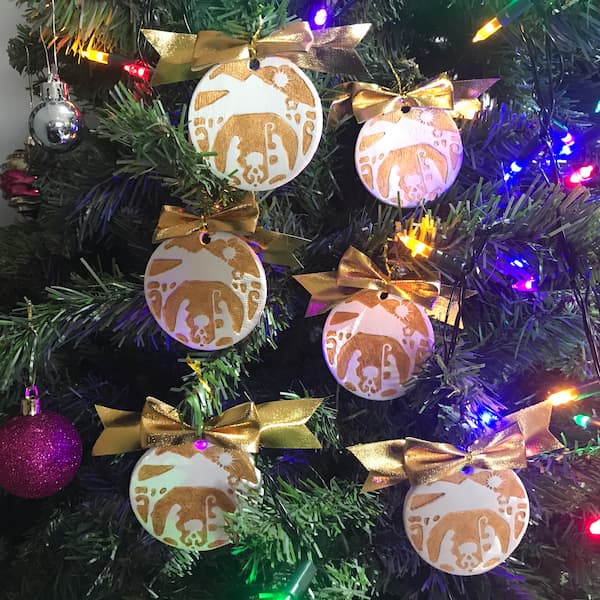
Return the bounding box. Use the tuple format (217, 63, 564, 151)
(355, 107, 463, 207)
(322, 289, 434, 400)
(144, 230, 267, 350)
(189, 57, 323, 191)
(403, 468, 529, 576)
(129, 442, 260, 550)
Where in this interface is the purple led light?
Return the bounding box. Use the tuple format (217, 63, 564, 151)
(312, 7, 329, 27)
(512, 277, 538, 292)
(194, 439, 209, 451)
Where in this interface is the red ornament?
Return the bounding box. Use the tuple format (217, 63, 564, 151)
(0, 389, 82, 498)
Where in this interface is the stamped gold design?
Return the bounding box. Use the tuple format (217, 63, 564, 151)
(130, 442, 259, 551)
(322, 290, 434, 400)
(355, 107, 463, 207)
(189, 57, 323, 191)
(403, 468, 530, 575)
(144, 231, 267, 350)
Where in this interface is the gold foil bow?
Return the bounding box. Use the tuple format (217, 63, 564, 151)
(348, 400, 564, 492)
(92, 396, 323, 456)
(294, 245, 465, 325)
(153, 193, 307, 268)
(328, 74, 499, 128)
(142, 22, 371, 86)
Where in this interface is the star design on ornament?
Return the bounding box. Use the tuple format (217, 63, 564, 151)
(217, 450, 234, 468)
(419, 110, 435, 125)
(222, 246, 237, 261)
(486, 474, 503, 490)
(273, 70, 289, 89)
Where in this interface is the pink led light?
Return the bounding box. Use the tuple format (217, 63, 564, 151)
(194, 439, 209, 451)
(512, 277, 537, 292)
(561, 132, 574, 146)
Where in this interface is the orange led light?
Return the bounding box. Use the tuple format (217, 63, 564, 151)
(81, 49, 109, 64)
(473, 17, 502, 43)
(398, 235, 433, 258)
(547, 388, 578, 406)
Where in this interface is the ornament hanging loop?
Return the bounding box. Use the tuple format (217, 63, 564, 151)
(248, 16, 264, 69)
(25, 297, 38, 389)
(23, 385, 40, 416)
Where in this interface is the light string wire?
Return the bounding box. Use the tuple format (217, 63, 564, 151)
(521, 3, 600, 379)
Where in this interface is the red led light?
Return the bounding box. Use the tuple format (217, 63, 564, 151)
(588, 517, 600, 537)
(565, 164, 596, 187)
(123, 63, 150, 81)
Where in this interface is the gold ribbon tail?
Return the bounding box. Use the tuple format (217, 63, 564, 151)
(245, 228, 309, 268)
(502, 399, 564, 456)
(348, 440, 408, 492)
(256, 398, 323, 449)
(92, 405, 142, 455)
(204, 398, 323, 451)
(142, 29, 199, 86)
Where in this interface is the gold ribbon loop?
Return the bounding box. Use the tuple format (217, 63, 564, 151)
(402, 424, 527, 486)
(152, 193, 308, 268)
(191, 22, 314, 71)
(92, 397, 323, 456)
(294, 246, 440, 318)
(143, 22, 371, 86)
(152, 193, 259, 243)
(348, 400, 564, 492)
(328, 75, 499, 128)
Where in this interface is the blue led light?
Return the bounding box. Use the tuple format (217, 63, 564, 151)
(595, 99, 600, 113)
(510, 161, 523, 173)
(559, 144, 573, 156)
(479, 410, 497, 425)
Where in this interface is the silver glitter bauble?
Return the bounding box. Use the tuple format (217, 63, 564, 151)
(28, 77, 83, 151)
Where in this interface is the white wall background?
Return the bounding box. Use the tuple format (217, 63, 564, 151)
(0, 4, 31, 226)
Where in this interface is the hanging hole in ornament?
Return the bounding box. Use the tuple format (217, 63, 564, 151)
(201, 233, 211, 245)
(401, 105, 411, 114)
(249, 58, 261, 71)
(379, 292, 389, 300)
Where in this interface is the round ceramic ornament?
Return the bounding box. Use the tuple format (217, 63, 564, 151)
(129, 441, 260, 550)
(403, 468, 530, 576)
(188, 56, 323, 191)
(144, 230, 267, 350)
(322, 290, 434, 400)
(354, 107, 463, 207)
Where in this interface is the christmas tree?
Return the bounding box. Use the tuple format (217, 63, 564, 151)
(1, 0, 600, 598)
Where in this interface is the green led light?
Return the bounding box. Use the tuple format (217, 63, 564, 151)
(258, 560, 316, 600)
(595, 99, 600, 113)
(573, 414, 591, 428)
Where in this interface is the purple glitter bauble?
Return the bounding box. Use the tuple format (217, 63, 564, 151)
(0, 411, 82, 498)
